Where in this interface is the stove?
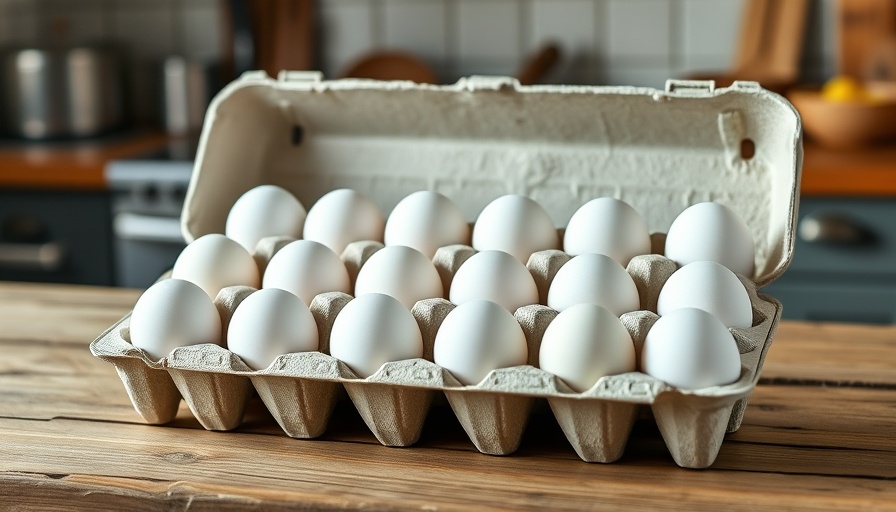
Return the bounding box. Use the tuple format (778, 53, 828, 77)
(105, 138, 196, 288)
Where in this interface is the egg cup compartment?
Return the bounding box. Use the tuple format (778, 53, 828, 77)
(91, 317, 182, 425)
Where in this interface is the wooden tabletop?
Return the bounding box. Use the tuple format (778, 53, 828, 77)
(0, 282, 894, 511)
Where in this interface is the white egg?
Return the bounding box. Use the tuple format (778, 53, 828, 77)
(433, 299, 528, 386)
(449, 250, 539, 312)
(563, 197, 651, 266)
(329, 293, 423, 378)
(354, 245, 443, 309)
(303, 189, 385, 256)
(657, 260, 753, 328)
(172, 233, 260, 299)
(384, 191, 470, 259)
(262, 239, 351, 306)
(664, 202, 755, 277)
(227, 288, 318, 370)
(472, 194, 560, 264)
(225, 185, 306, 253)
(539, 303, 636, 392)
(641, 307, 742, 390)
(547, 253, 640, 316)
(129, 279, 222, 361)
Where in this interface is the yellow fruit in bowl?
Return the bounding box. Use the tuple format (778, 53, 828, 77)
(821, 76, 884, 104)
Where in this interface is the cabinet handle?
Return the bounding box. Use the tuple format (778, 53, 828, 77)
(798, 213, 876, 246)
(0, 242, 65, 271)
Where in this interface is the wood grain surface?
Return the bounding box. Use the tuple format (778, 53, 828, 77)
(1, 282, 895, 511)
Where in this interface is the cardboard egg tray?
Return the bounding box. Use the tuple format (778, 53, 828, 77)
(91, 74, 801, 468)
(91, 237, 780, 468)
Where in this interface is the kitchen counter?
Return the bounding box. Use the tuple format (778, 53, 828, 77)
(0, 132, 169, 190)
(0, 281, 894, 510)
(2, 133, 896, 197)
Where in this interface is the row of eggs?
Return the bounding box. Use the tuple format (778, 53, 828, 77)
(129, 186, 755, 392)
(226, 185, 756, 276)
(132, 279, 742, 393)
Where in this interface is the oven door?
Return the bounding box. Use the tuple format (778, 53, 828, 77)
(113, 212, 185, 289)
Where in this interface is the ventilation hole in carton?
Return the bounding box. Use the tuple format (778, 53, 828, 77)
(740, 138, 755, 160)
(292, 125, 304, 146)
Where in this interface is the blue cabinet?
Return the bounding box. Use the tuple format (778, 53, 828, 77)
(763, 197, 896, 324)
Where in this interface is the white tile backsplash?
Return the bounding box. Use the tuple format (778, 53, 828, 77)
(456, 0, 521, 63)
(606, 0, 672, 60)
(383, 0, 448, 62)
(528, 0, 598, 54)
(112, 4, 175, 58)
(319, 0, 376, 78)
(181, 1, 222, 61)
(0, 0, 840, 89)
(679, 0, 743, 73)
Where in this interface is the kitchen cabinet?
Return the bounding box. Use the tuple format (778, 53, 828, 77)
(764, 197, 896, 323)
(0, 189, 114, 286)
(762, 143, 896, 324)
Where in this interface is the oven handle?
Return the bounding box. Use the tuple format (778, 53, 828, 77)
(0, 242, 65, 271)
(114, 213, 185, 243)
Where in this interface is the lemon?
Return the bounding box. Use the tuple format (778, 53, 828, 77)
(821, 76, 866, 102)
(820, 75, 885, 103)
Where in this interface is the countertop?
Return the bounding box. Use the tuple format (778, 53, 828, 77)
(1, 133, 896, 197)
(0, 282, 894, 511)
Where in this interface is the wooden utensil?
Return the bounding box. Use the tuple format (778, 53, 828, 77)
(837, 0, 896, 78)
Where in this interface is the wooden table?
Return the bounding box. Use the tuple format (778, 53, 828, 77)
(1, 282, 894, 511)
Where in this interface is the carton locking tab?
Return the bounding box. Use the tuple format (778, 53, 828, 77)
(664, 79, 715, 96)
(278, 71, 324, 83)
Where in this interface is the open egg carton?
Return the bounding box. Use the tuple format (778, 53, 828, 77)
(90, 73, 802, 468)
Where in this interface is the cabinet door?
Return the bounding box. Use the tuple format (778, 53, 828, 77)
(0, 190, 113, 286)
(765, 197, 896, 323)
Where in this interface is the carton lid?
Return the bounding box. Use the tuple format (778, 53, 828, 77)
(183, 73, 802, 287)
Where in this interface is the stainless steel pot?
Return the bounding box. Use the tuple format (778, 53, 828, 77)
(0, 45, 125, 139)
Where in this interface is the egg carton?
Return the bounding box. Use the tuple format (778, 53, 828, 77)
(92, 75, 800, 467)
(91, 238, 779, 469)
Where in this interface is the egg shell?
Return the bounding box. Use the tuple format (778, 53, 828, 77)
(225, 185, 306, 253)
(641, 307, 742, 390)
(262, 239, 351, 306)
(547, 253, 640, 316)
(664, 202, 755, 277)
(129, 279, 222, 361)
(472, 194, 560, 264)
(354, 245, 444, 309)
(449, 250, 539, 312)
(172, 233, 260, 299)
(539, 303, 636, 392)
(563, 197, 652, 266)
(433, 299, 528, 386)
(657, 260, 753, 328)
(227, 288, 319, 370)
(384, 191, 470, 260)
(303, 189, 385, 256)
(329, 293, 424, 378)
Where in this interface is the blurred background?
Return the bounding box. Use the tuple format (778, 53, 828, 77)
(1, 0, 896, 323)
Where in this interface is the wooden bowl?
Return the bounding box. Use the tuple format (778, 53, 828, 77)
(788, 90, 896, 149)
